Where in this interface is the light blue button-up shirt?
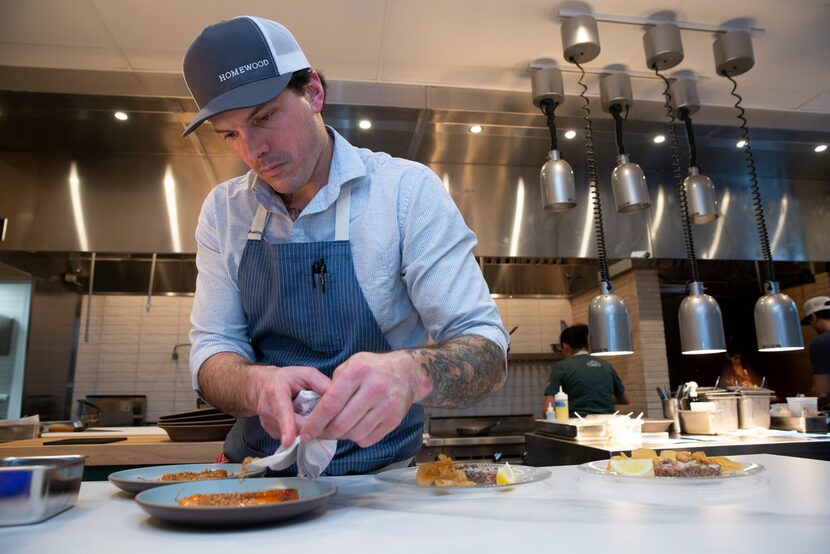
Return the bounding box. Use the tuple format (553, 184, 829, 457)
(189, 127, 509, 388)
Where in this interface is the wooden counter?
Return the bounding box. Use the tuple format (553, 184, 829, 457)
(0, 434, 223, 467)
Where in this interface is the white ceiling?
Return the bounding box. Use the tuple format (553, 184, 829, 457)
(1, 0, 829, 113)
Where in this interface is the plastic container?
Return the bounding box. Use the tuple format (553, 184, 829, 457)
(0, 415, 40, 443)
(545, 402, 555, 421)
(554, 387, 569, 421)
(606, 416, 643, 442)
(787, 396, 818, 417)
(0, 455, 86, 526)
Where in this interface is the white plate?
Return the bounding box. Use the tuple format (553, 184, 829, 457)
(578, 459, 765, 484)
(135, 477, 336, 527)
(108, 463, 265, 494)
(376, 463, 551, 490)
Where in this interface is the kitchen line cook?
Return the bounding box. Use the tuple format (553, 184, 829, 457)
(183, 16, 509, 474)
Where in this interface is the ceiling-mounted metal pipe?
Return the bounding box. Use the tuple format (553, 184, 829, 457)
(84, 252, 95, 343)
(146, 252, 157, 313)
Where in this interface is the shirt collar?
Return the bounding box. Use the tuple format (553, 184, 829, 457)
(573, 349, 589, 356)
(251, 126, 366, 216)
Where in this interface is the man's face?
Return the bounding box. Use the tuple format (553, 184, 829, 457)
(809, 314, 821, 333)
(209, 73, 327, 196)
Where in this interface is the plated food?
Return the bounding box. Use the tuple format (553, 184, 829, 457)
(161, 468, 229, 481)
(416, 454, 475, 486)
(578, 448, 764, 482)
(379, 455, 550, 490)
(178, 488, 299, 507)
(108, 463, 265, 494)
(416, 455, 519, 487)
(607, 448, 742, 477)
(134, 478, 336, 527)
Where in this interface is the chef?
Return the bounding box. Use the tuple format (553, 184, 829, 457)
(801, 296, 830, 410)
(182, 16, 508, 475)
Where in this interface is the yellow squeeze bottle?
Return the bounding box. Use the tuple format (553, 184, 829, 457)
(554, 386, 569, 420)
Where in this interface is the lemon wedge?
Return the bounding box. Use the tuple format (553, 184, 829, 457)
(496, 462, 516, 485)
(608, 458, 655, 477)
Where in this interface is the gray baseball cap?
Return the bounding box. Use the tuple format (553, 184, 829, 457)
(181, 16, 310, 137)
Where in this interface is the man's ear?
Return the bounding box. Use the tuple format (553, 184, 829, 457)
(306, 71, 325, 113)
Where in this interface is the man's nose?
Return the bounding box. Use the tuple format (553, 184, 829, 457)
(241, 130, 269, 159)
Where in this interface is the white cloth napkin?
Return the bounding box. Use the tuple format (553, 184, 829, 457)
(247, 390, 337, 479)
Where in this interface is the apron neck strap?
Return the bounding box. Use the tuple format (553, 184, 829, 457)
(247, 183, 353, 241)
(334, 183, 352, 241)
(247, 205, 271, 240)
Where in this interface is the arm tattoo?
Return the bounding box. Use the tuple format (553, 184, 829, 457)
(407, 335, 506, 408)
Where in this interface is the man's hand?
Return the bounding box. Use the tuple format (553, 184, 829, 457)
(253, 365, 332, 446)
(198, 353, 331, 446)
(299, 351, 430, 447)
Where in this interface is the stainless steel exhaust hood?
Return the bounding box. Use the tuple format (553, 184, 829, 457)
(0, 80, 828, 263)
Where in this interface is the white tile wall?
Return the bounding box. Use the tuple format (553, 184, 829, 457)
(72, 294, 196, 422)
(424, 297, 570, 419)
(71, 295, 569, 421)
(495, 297, 572, 354)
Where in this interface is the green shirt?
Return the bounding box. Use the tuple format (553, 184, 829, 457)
(544, 353, 625, 416)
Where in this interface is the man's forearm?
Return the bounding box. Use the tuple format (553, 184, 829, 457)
(406, 335, 506, 409)
(197, 352, 268, 417)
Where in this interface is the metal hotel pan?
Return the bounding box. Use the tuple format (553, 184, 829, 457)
(0, 455, 86, 526)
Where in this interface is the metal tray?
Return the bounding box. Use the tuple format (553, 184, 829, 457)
(770, 415, 830, 433)
(534, 419, 606, 440)
(0, 455, 86, 526)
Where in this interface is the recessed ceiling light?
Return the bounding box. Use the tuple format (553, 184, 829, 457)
(358, 119, 371, 130)
(470, 125, 483, 134)
(653, 134, 666, 144)
(114, 111, 128, 121)
(736, 139, 747, 148)
(564, 129, 577, 139)
(815, 144, 827, 153)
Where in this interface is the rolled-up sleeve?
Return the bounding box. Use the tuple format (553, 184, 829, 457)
(188, 191, 255, 391)
(398, 167, 509, 356)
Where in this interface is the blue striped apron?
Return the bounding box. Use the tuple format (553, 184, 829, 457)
(223, 183, 424, 475)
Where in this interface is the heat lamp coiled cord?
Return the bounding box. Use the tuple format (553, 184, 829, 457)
(540, 99, 559, 152)
(655, 68, 700, 284)
(725, 74, 775, 283)
(573, 59, 610, 285)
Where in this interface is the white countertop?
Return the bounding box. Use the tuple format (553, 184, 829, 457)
(2, 454, 827, 553)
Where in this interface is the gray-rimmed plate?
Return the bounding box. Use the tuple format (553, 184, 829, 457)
(579, 459, 765, 484)
(376, 463, 551, 491)
(134, 478, 336, 527)
(108, 463, 265, 494)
